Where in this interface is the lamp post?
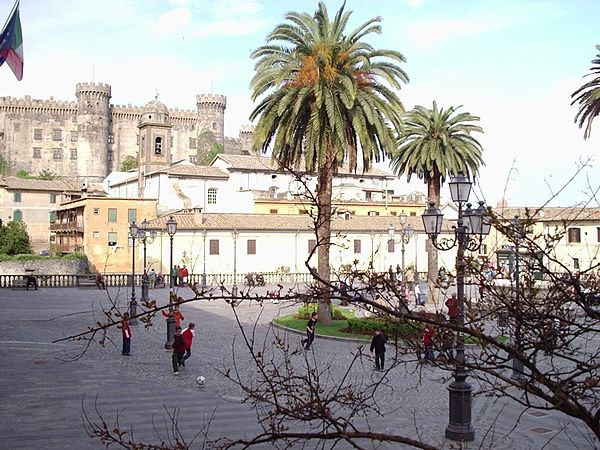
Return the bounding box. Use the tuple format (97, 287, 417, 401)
(138, 219, 157, 304)
(232, 230, 239, 297)
(388, 211, 415, 283)
(164, 216, 177, 350)
(202, 229, 207, 288)
(129, 221, 139, 325)
(421, 174, 491, 442)
(510, 216, 527, 382)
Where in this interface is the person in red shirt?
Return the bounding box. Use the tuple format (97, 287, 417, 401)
(162, 303, 184, 328)
(445, 295, 459, 324)
(121, 312, 132, 356)
(422, 325, 435, 362)
(172, 327, 186, 375)
(181, 322, 196, 366)
(181, 265, 189, 286)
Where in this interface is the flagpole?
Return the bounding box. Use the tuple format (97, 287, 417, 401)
(1, 0, 19, 34)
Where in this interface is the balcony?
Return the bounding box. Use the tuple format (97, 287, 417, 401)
(50, 222, 84, 233)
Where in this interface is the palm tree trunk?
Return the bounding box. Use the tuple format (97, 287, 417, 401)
(315, 150, 334, 325)
(426, 176, 441, 289)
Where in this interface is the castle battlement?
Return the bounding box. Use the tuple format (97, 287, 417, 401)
(196, 94, 227, 109)
(239, 124, 255, 134)
(111, 104, 198, 120)
(75, 82, 112, 97)
(0, 95, 77, 113)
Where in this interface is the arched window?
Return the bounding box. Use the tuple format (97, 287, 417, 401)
(207, 188, 217, 205)
(13, 210, 23, 221)
(155, 137, 162, 155)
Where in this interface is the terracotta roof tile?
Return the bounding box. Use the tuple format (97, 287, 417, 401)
(1, 176, 79, 192)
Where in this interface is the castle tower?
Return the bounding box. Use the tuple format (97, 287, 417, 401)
(196, 94, 226, 147)
(239, 124, 255, 155)
(137, 96, 173, 197)
(75, 83, 112, 181)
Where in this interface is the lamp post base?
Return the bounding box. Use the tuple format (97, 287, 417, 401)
(445, 370, 475, 442)
(511, 357, 527, 383)
(164, 315, 176, 350)
(232, 284, 238, 297)
(129, 299, 138, 326)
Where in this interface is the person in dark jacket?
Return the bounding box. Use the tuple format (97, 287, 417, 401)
(301, 312, 317, 350)
(370, 329, 387, 371)
(172, 326, 186, 375)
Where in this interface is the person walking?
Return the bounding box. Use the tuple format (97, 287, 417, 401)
(149, 269, 157, 289)
(121, 312, 132, 356)
(172, 326, 186, 375)
(445, 294, 459, 324)
(301, 312, 317, 350)
(370, 329, 387, 371)
(181, 322, 195, 366)
(422, 325, 435, 362)
(414, 283, 423, 306)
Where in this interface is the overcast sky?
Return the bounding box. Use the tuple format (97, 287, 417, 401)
(1, 0, 599, 207)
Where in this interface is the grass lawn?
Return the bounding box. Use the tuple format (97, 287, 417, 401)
(273, 309, 370, 340)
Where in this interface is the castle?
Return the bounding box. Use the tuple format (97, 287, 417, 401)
(0, 82, 252, 181)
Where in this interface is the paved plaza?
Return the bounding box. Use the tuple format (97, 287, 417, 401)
(0, 284, 597, 449)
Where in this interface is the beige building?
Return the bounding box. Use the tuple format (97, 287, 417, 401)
(0, 177, 81, 252)
(52, 196, 157, 273)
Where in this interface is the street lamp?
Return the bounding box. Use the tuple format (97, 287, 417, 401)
(139, 219, 157, 304)
(164, 216, 177, 350)
(510, 216, 527, 383)
(232, 230, 239, 297)
(421, 173, 491, 442)
(129, 221, 139, 325)
(388, 211, 415, 283)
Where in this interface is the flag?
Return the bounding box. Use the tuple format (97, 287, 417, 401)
(0, 2, 23, 81)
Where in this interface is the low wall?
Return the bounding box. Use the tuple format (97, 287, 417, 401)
(0, 259, 88, 275)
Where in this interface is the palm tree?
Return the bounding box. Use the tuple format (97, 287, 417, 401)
(390, 102, 484, 284)
(572, 45, 600, 139)
(250, 2, 408, 324)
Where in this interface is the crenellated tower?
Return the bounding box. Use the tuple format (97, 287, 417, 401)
(196, 94, 226, 147)
(75, 82, 112, 180)
(239, 124, 255, 155)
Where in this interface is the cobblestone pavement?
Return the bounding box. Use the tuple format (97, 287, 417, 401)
(0, 285, 597, 449)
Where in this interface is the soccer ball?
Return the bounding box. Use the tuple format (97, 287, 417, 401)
(196, 375, 205, 386)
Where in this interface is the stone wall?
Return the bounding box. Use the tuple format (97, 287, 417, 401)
(0, 258, 88, 275)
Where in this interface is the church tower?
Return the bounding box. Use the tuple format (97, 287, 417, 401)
(137, 96, 173, 197)
(75, 83, 111, 180)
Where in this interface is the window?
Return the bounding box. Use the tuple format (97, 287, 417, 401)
(34, 129, 42, 140)
(212, 122, 217, 130)
(269, 209, 278, 214)
(70, 149, 77, 160)
(49, 193, 57, 204)
(207, 188, 217, 204)
(366, 192, 372, 201)
(367, 211, 379, 216)
(597, 227, 600, 243)
(209, 239, 219, 255)
(247, 239, 256, 255)
(155, 136, 162, 154)
(189, 155, 198, 163)
(108, 232, 117, 247)
(567, 227, 581, 243)
(354, 239, 361, 254)
(189, 137, 197, 149)
(108, 208, 117, 223)
(108, 133, 114, 144)
(93, 208, 100, 215)
(52, 129, 62, 141)
(49, 211, 56, 223)
(93, 231, 100, 239)
(410, 212, 417, 217)
(33, 148, 41, 158)
(52, 148, 63, 160)
(387, 239, 395, 253)
(13, 210, 23, 221)
(107, 151, 113, 161)
(573, 258, 580, 270)
(136, 134, 140, 145)
(127, 209, 137, 224)
(308, 239, 317, 253)
(169, 136, 173, 148)
(479, 244, 488, 255)
(13, 192, 21, 202)
(70, 131, 78, 142)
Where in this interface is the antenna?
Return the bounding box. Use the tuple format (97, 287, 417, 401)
(155, 88, 159, 100)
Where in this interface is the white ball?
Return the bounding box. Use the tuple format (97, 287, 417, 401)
(196, 375, 205, 385)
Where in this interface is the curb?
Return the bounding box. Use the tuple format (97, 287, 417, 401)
(270, 321, 370, 344)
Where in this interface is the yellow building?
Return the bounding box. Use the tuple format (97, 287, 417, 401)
(52, 196, 157, 273)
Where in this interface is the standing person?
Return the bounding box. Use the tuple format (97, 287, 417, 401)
(370, 329, 387, 371)
(181, 322, 195, 366)
(300, 312, 317, 350)
(176, 265, 183, 287)
(422, 325, 435, 362)
(171, 265, 178, 287)
(445, 294, 459, 324)
(172, 326, 186, 375)
(414, 283, 423, 306)
(162, 303, 184, 328)
(181, 265, 189, 286)
(121, 312, 132, 356)
(95, 273, 106, 289)
(149, 269, 157, 289)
